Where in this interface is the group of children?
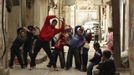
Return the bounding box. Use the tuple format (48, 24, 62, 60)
(9, 15, 116, 75)
(9, 26, 38, 69)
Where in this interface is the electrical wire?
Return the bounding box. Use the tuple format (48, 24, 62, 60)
(1, 0, 7, 59)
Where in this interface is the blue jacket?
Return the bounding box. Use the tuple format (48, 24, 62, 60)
(69, 34, 85, 48)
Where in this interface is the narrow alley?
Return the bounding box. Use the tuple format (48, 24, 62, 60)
(0, 0, 133, 75)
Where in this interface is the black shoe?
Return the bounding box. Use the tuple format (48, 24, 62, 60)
(21, 66, 25, 69)
(9, 66, 13, 69)
(47, 64, 52, 68)
(24, 65, 28, 67)
(75, 67, 81, 71)
(65, 67, 70, 70)
(61, 66, 64, 69)
(81, 68, 87, 72)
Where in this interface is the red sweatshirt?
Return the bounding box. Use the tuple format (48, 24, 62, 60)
(39, 15, 64, 41)
(54, 33, 65, 50)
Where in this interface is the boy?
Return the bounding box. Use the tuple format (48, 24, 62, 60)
(81, 29, 92, 72)
(53, 32, 69, 71)
(97, 50, 116, 75)
(30, 15, 64, 69)
(23, 26, 36, 68)
(9, 27, 26, 69)
(66, 26, 85, 70)
(87, 43, 102, 75)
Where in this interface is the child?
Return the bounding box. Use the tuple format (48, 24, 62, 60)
(9, 27, 26, 69)
(66, 26, 85, 70)
(30, 15, 64, 69)
(106, 27, 113, 52)
(47, 25, 71, 69)
(96, 50, 116, 75)
(87, 43, 102, 75)
(81, 29, 92, 72)
(53, 32, 69, 71)
(47, 36, 57, 68)
(23, 26, 36, 68)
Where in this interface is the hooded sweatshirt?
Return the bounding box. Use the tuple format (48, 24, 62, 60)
(39, 15, 64, 41)
(69, 26, 85, 48)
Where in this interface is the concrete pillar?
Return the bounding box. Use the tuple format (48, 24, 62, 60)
(112, 0, 122, 68)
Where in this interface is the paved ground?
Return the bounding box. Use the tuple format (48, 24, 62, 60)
(10, 41, 130, 75)
(10, 59, 87, 75)
(10, 62, 130, 75)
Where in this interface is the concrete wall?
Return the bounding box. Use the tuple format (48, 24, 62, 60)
(129, 0, 134, 75)
(0, 0, 10, 75)
(125, 0, 129, 52)
(64, 6, 71, 25)
(25, 3, 34, 27)
(7, 0, 49, 44)
(8, 6, 20, 45)
(34, 0, 48, 29)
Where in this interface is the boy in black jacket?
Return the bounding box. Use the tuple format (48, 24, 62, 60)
(23, 26, 36, 68)
(9, 27, 26, 69)
(97, 50, 116, 75)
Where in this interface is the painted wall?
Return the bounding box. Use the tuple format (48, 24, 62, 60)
(34, 0, 48, 29)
